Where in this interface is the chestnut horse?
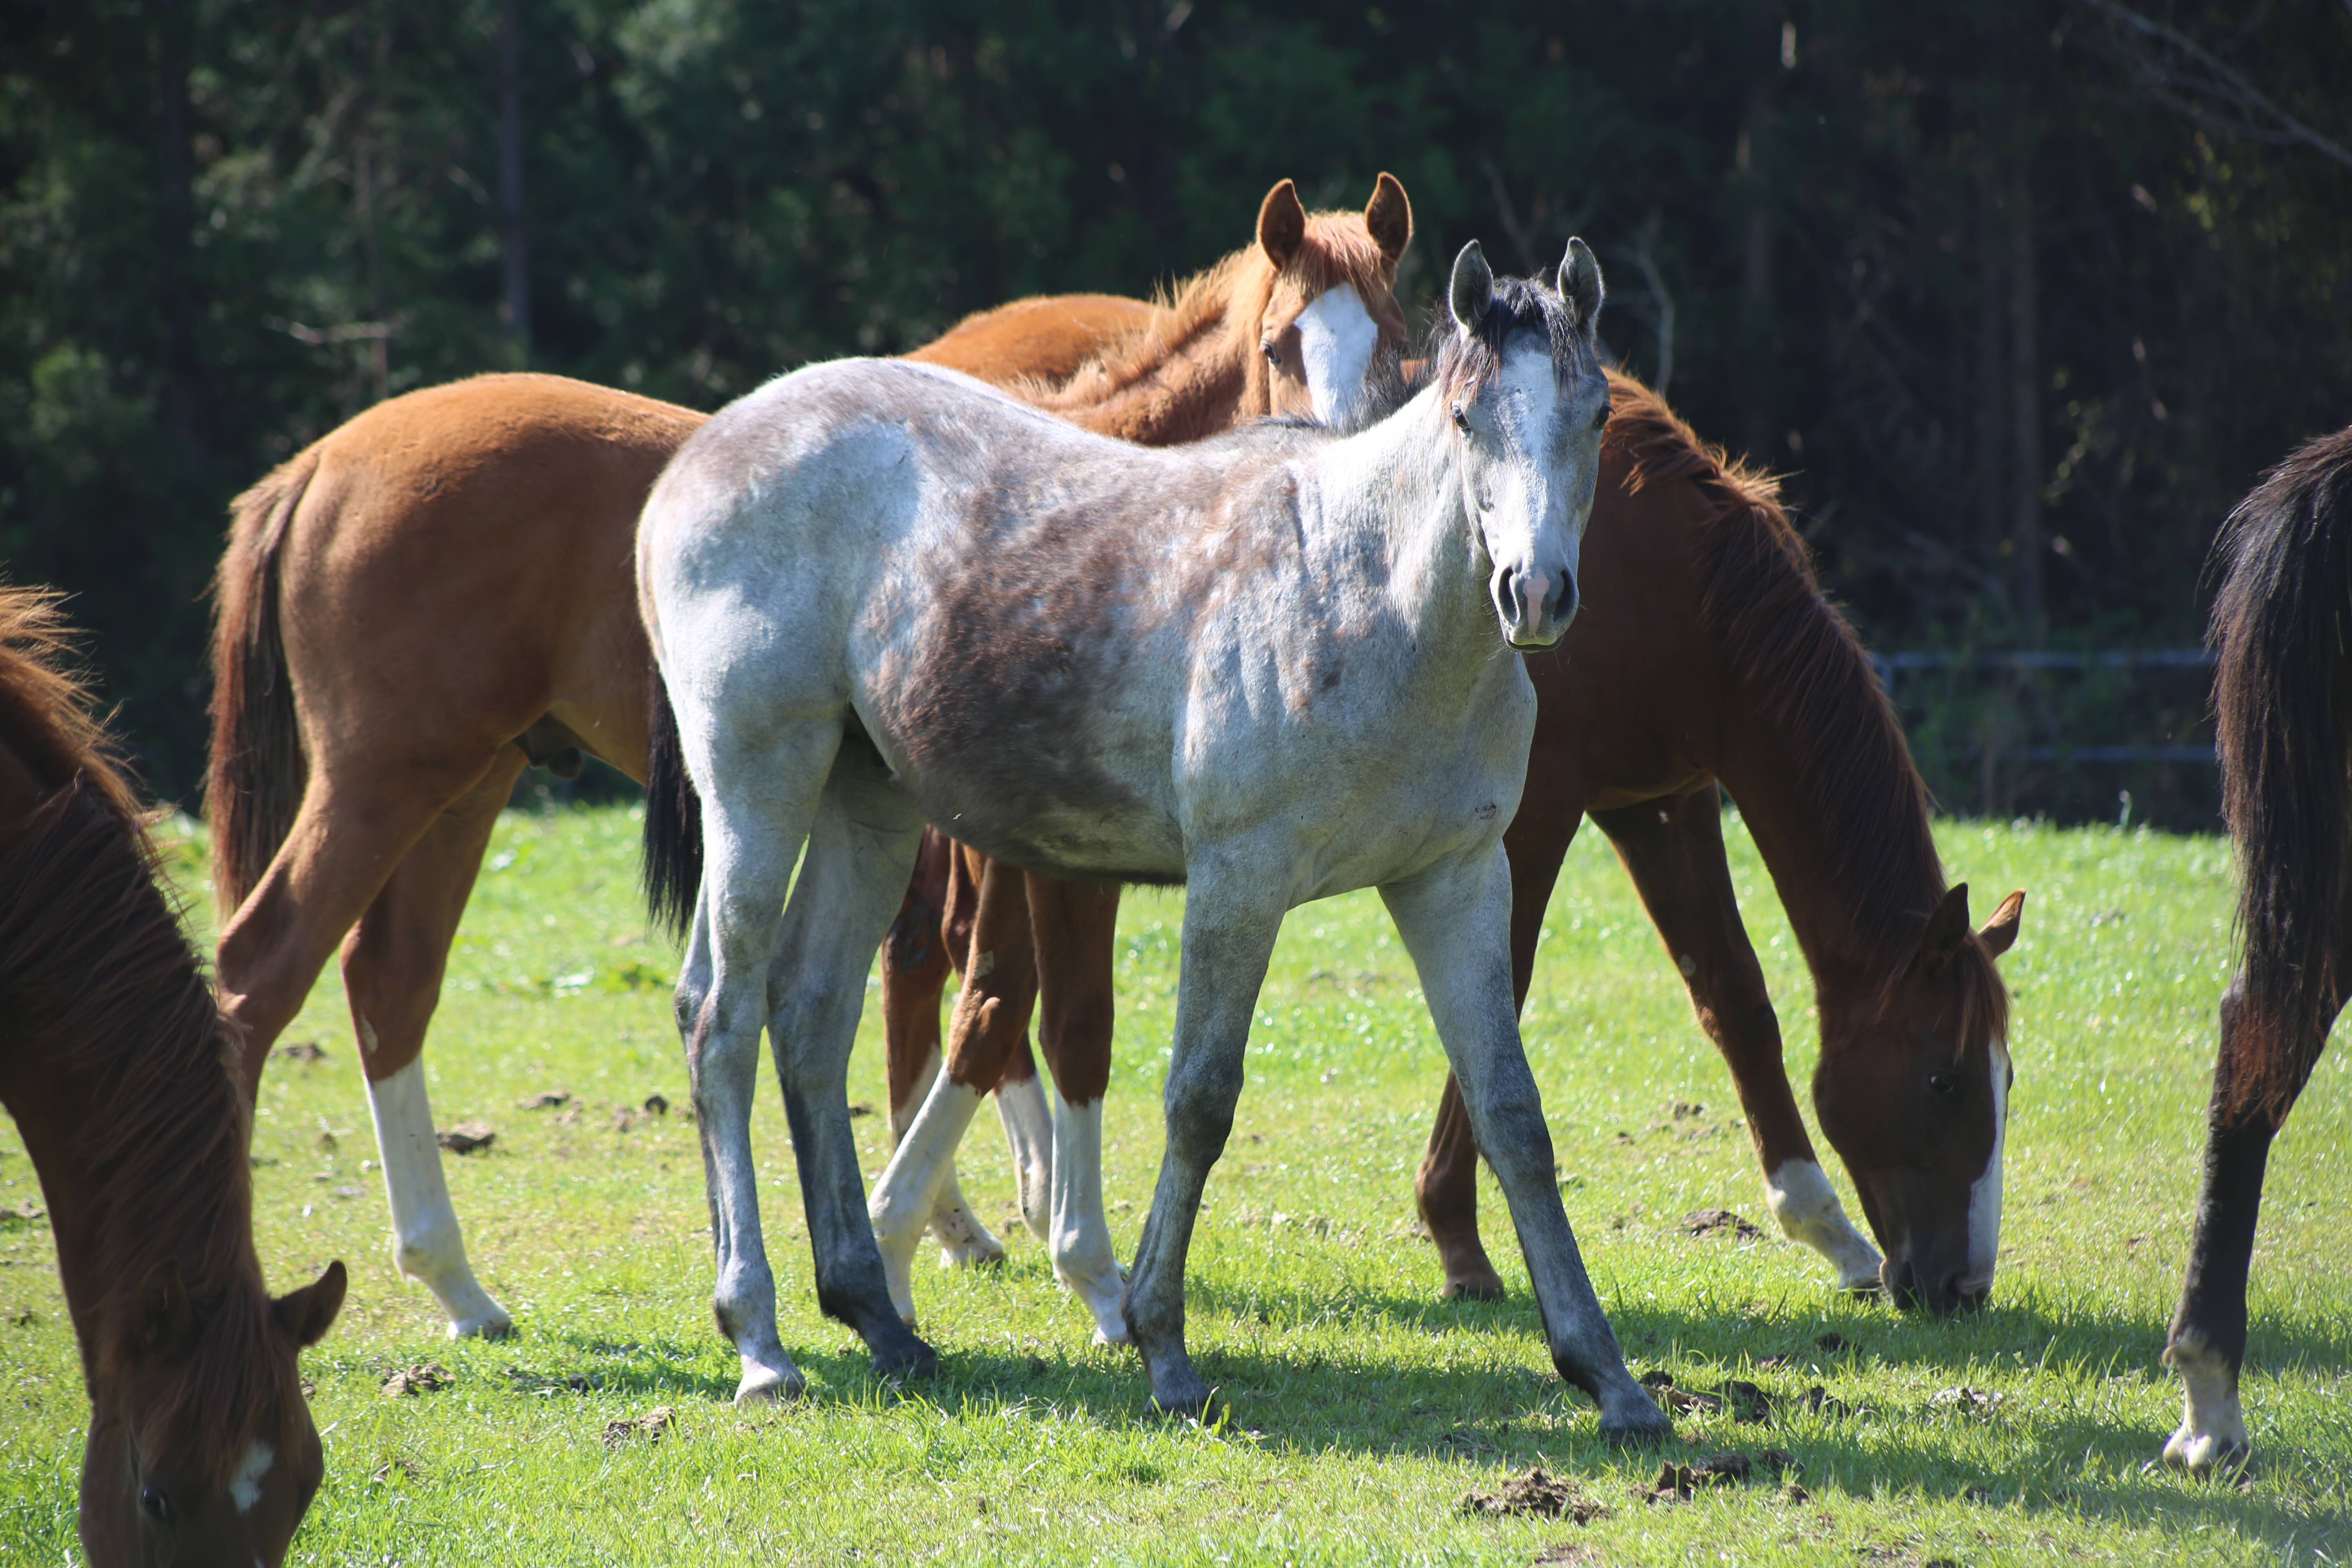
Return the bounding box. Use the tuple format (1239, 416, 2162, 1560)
(207, 175, 1414, 1341)
(0, 588, 345, 1567)
(878, 368, 2027, 1335)
(2161, 425, 2352, 1476)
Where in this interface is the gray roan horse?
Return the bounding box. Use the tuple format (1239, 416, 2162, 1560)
(637, 239, 1671, 1436)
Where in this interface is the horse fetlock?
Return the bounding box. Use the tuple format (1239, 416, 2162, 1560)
(1764, 1157, 1884, 1288)
(928, 1200, 1008, 1271)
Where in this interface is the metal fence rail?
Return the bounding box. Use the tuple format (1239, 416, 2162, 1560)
(1871, 648, 2217, 766)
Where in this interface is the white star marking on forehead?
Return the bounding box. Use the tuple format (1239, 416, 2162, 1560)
(1294, 282, 1379, 428)
(229, 1438, 275, 1514)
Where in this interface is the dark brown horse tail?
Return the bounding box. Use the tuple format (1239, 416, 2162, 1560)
(641, 674, 702, 940)
(2209, 425, 2352, 1119)
(205, 451, 316, 918)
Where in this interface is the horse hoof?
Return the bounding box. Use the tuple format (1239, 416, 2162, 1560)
(875, 1339, 941, 1385)
(1150, 1379, 1221, 1423)
(1599, 1393, 1677, 1446)
(2164, 1426, 2254, 1479)
(938, 1242, 1007, 1271)
(735, 1366, 807, 1405)
(447, 1312, 516, 1341)
(1441, 1276, 1505, 1303)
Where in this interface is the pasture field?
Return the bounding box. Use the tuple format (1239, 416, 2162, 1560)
(2, 803, 2347, 1565)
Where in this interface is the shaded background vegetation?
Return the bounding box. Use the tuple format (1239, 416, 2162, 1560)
(4, 0, 2348, 821)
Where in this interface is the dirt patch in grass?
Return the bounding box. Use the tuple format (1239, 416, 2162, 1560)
(603, 1405, 677, 1449)
(1463, 1468, 1610, 1522)
(437, 1121, 496, 1154)
(1639, 1449, 1798, 1503)
(1681, 1208, 1764, 1241)
(383, 1363, 452, 1396)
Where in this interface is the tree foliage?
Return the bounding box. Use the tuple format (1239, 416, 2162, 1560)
(3, 0, 2347, 806)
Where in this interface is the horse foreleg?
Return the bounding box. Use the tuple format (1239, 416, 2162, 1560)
(765, 748, 935, 1381)
(1591, 788, 1882, 1292)
(1121, 861, 1283, 1416)
(1029, 873, 1128, 1345)
(870, 849, 1041, 1318)
(1417, 807, 1582, 1301)
(2164, 976, 2335, 1476)
(344, 748, 527, 1338)
(1384, 843, 1670, 1443)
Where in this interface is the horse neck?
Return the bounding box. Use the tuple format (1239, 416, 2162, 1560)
(1308, 391, 1495, 660)
(1045, 264, 1268, 446)
(1706, 627, 1944, 1006)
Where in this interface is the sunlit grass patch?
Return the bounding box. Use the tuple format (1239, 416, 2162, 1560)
(1, 806, 2344, 1564)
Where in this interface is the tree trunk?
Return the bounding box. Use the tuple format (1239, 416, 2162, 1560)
(498, 0, 530, 355)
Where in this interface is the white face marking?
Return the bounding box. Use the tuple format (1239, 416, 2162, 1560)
(1961, 1038, 2009, 1292)
(229, 1438, 275, 1513)
(1294, 283, 1379, 426)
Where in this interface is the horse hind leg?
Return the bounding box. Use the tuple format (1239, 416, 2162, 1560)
(765, 741, 936, 1379)
(343, 748, 528, 1338)
(675, 720, 843, 1405)
(869, 850, 1039, 1321)
(2163, 973, 2339, 1476)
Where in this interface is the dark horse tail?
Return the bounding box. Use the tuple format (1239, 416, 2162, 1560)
(205, 452, 318, 919)
(641, 675, 703, 940)
(2209, 425, 2352, 1119)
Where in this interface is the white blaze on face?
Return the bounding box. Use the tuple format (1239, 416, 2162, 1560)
(1962, 1038, 2010, 1293)
(229, 1438, 275, 1513)
(1294, 282, 1379, 426)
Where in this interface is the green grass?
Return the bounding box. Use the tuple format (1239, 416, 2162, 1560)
(3, 806, 2348, 1564)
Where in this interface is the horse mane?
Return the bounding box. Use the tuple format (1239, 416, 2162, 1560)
(0, 587, 274, 1485)
(1601, 375, 2009, 1039)
(1022, 207, 1405, 434)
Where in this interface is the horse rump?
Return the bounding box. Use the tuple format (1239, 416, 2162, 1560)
(2208, 424, 2352, 1118)
(641, 677, 702, 940)
(205, 454, 316, 917)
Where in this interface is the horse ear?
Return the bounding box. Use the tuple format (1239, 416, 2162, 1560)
(135, 1258, 199, 1364)
(1558, 237, 1605, 335)
(1449, 240, 1493, 333)
(1978, 889, 2026, 959)
(1918, 883, 1973, 973)
(1257, 179, 1305, 271)
(272, 1259, 348, 1350)
(1365, 172, 1413, 263)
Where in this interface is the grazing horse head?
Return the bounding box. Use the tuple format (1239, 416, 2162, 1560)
(1434, 237, 1610, 649)
(1247, 173, 1414, 426)
(1813, 884, 2025, 1314)
(78, 1257, 346, 1567)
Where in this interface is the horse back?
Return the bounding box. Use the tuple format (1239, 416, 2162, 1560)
(907, 295, 1160, 390)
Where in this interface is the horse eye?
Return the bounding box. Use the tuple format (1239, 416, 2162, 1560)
(1261, 340, 1282, 365)
(1927, 1071, 1960, 1099)
(140, 1485, 174, 1523)
(1592, 405, 1612, 432)
(1451, 404, 1470, 431)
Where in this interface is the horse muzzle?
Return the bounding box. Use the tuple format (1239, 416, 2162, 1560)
(1497, 564, 1576, 649)
(1880, 1250, 1991, 1316)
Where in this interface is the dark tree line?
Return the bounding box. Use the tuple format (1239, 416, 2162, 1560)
(4, 0, 2348, 816)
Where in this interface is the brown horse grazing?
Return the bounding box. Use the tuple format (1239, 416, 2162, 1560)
(878, 368, 2027, 1336)
(0, 588, 345, 1567)
(2160, 425, 2352, 1477)
(206, 174, 1414, 1345)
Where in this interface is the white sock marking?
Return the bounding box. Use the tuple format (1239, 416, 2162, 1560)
(1764, 1157, 1883, 1290)
(869, 1076, 989, 1322)
(994, 1074, 1055, 1242)
(1295, 283, 1379, 427)
(366, 1060, 511, 1336)
(229, 1439, 274, 1513)
(1047, 1085, 1129, 1345)
(2164, 1331, 2250, 1472)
